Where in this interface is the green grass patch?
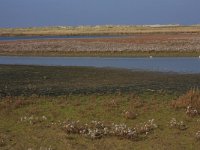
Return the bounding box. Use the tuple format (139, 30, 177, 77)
(1, 94, 200, 149)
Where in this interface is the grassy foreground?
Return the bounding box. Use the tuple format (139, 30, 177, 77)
(1, 93, 200, 150)
(0, 65, 200, 149)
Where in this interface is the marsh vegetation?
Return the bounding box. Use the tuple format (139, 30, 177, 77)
(1, 25, 200, 149)
(0, 65, 200, 149)
(1, 26, 200, 57)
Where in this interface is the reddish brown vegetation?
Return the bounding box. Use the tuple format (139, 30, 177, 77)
(0, 97, 36, 110)
(171, 89, 200, 110)
(0, 33, 200, 55)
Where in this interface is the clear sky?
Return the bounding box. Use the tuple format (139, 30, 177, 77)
(0, 0, 200, 27)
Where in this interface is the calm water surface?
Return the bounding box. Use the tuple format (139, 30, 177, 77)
(0, 56, 200, 74)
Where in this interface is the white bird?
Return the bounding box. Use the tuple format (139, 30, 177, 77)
(150, 56, 153, 59)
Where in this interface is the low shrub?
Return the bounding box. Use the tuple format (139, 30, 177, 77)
(169, 118, 188, 130)
(62, 119, 157, 140)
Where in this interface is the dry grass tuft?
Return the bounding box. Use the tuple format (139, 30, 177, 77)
(0, 97, 36, 111)
(171, 88, 200, 110)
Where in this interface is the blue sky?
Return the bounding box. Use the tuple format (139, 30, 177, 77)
(0, 0, 200, 27)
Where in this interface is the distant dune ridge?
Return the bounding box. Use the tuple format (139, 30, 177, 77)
(1, 25, 200, 37)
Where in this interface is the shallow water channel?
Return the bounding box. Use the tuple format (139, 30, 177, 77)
(0, 56, 200, 73)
